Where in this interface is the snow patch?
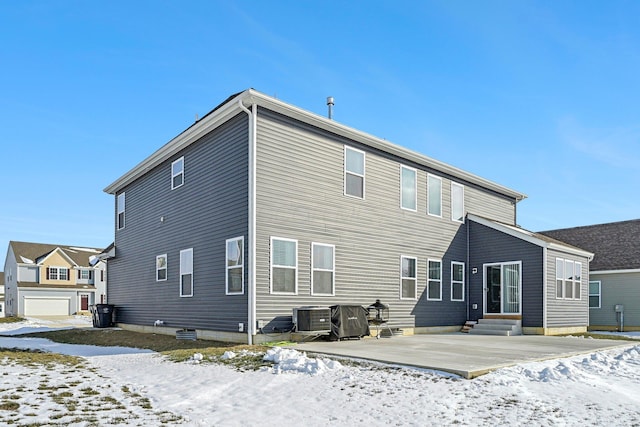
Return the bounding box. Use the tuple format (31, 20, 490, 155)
(263, 346, 343, 375)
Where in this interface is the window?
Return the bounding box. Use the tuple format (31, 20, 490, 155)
(451, 182, 464, 222)
(226, 237, 244, 295)
(589, 281, 601, 308)
(312, 243, 335, 295)
(400, 165, 417, 211)
(427, 259, 442, 300)
(556, 258, 581, 300)
(271, 238, 297, 294)
(451, 261, 465, 301)
(78, 269, 91, 280)
(180, 248, 193, 297)
(171, 157, 184, 189)
(46, 267, 69, 281)
(117, 193, 125, 230)
(344, 147, 365, 198)
(427, 174, 442, 217)
(400, 256, 417, 299)
(156, 254, 167, 281)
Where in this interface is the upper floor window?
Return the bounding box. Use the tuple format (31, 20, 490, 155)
(156, 254, 167, 281)
(451, 261, 465, 301)
(451, 182, 465, 222)
(271, 238, 297, 294)
(180, 248, 193, 297)
(46, 267, 69, 281)
(117, 193, 125, 230)
(589, 281, 601, 308)
(344, 147, 365, 198)
(427, 259, 442, 300)
(78, 269, 93, 280)
(312, 243, 335, 296)
(556, 258, 582, 300)
(400, 256, 417, 299)
(427, 174, 442, 217)
(400, 165, 417, 211)
(172, 157, 184, 190)
(226, 237, 244, 295)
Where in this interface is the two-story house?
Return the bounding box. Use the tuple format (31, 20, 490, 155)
(3, 241, 107, 316)
(104, 89, 592, 343)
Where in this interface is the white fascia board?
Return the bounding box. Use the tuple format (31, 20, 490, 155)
(468, 214, 594, 260)
(37, 247, 80, 267)
(591, 269, 640, 275)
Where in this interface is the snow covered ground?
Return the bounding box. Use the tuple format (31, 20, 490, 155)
(1, 317, 639, 426)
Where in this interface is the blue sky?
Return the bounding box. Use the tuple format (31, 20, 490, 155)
(2, 1, 639, 268)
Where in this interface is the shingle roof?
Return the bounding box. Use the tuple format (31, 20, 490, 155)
(539, 219, 640, 271)
(9, 241, 103, 268)
(0, 271, 4, 286)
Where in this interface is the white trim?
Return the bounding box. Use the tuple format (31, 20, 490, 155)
(38, 247, 79, 267)
(555, 257, 581, 300)
(482, 261, 522, 316)
(225, 236, 244, 295)
(171, 156, 184, 190)
(400, 165, 417, 212)
(400, 255, 418, 300)
(46, 266, 70, 281)
(344, 146, 366, 199)
(542, 246, 548, 329)
(427, 174, 442, 218)
(117, 192, 125, 230)
(156, 254, 167, 282)
(311, 242, 335, 296)
(451, 181, 465, 223)
(591, 268, 640, 275)
(468, 214, 594, 260)
(179, 248, 193, 297)
(270, 237, 298, 295)
(450, 261, 465, 302)
(588, 280, 601, 309)
(427, 258, 443, 301)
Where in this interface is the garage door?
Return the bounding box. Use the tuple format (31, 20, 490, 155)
(24, 298, 70, 316)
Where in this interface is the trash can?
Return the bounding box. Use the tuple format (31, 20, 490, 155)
(93, 304, 115, 328)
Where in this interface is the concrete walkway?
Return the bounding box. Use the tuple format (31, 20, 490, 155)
(295, 333, 635, 378)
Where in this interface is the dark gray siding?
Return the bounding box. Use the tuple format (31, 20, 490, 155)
(468, 220, 544, 328)
(254, 108, 517, 331)
(589, 272, 640, 328)
(545, 248, 589, 328)
(109, 113, 249, 331)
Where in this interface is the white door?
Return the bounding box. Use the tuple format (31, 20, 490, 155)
(24, 298, 70, 316)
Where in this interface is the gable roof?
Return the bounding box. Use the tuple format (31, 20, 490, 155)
(469, 214, 594, 260)
(539, 219, 640, 271)
(9, 241, 103, 268)
(0, 271, 4, 285)
(104, 89, 527, 203)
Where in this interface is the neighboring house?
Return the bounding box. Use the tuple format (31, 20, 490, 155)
(103, 89, 593, 344)
(3, 241, 107, 316)
(540, 219, 640, 331)
(0, 271, 5, 318)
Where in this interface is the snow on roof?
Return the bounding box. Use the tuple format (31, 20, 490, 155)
(20, 256, 34, 264)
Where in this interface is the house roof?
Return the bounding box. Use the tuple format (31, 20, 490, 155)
(104, 89, 527, 202)
(9, 241, 104, 268)
(539, 219, 640, 271)
(469, 214, 594, 260)
(0, 271, 4, 285)
(16, 282, 97, 290)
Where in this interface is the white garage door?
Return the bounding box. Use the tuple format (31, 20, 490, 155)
(24, 298, 70, 316)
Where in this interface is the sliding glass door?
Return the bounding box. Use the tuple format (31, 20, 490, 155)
(484, 261, 521, 315)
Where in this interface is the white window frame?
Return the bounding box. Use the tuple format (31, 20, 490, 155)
(400, 165, 417, 211)
(427, 174, 442, 217)
(48, 266, 59, 281)
(270, 237, 298, 295)
(427, 259, 442, 301)
(117, 192, 125, 230)
(226, 236, 244, 295)
(344, 146, 365, 199)
(180, 248, 193, 297)
(311, 243, 335, 296)
(400, 255, 417, 300)
(451, 261, 465, 302)
(171, 156, 184, 190)
(555, 258, 581, 300)
(79, 269, 91, 280)
(156, 254, 167, 282)
(589, 280, 601, 309)
(451, 182, 465, 223)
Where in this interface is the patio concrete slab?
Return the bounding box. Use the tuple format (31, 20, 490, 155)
(294, 333, 635, 378)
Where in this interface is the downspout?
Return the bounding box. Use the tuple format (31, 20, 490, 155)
(466, 216, 470, 320)
(542, 246, 548, 334)
(238, 99, 257, 345)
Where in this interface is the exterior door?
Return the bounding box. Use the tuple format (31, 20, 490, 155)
(484, 262, 521, 315)
(80, 294, 89, 311)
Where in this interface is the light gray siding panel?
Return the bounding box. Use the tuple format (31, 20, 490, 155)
(545, 248, 589, 328)
(589, 272, 640, 328)
(18, 266, 38, 282)
(109, 113, 249, 332)
(254, 109, 514, 330)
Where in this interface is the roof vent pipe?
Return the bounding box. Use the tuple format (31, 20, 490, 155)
(326, 96, 334, 119)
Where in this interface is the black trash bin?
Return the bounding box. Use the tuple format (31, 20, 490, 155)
(93, 304, 115, 328)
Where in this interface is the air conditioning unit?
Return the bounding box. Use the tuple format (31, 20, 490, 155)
(293, 307, 331, 333)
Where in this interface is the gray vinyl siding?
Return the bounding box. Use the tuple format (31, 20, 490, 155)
(254, 109, 515, 331)
(589, 271, 640, 328)
(109, 113, 249, 332)
(545, 248, 589, 328)
(18, 265, 38, 282)
(468, 220, 544, 327)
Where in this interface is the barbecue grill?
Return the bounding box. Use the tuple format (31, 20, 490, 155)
(367, 299, 393, 338)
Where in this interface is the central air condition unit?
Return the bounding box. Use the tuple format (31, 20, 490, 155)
(293, 307, 331, 334)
